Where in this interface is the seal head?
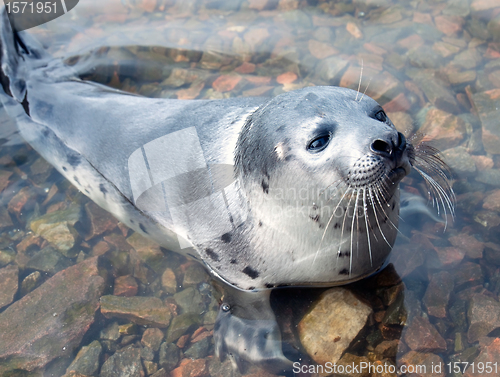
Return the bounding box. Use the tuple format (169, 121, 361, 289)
(202, 86, 411, 290)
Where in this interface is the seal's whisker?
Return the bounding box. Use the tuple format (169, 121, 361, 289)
(374, 184, 401, 234)
(339, 190, 355, 276)
(355, 60, 364, 102)
(369, 187, 392, 247)
(359, 77, 373, 102)
(414, 167, 454, 230)
(362, 188, 373, 266)
(350, 189, 361, 275)
(314, 187, 350, 265)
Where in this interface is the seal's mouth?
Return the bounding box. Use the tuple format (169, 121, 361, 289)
(387, 166, 408, 184)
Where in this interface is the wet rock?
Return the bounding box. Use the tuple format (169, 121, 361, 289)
(0, 169, 12, 193)
(467, 294, 500, 343)
(403, 316, 446, 352)
(66, 340, 102, 376)
(423, 271, 454, 318)
(8, 186, 35, 217)
(418, 108, 465, 150)
(101, 346, 143, 377)
(166, 313, 200, 343)
(118, 323, 138, 336)
(476, 169, 500, 187)
(20, 270, 43, 296)
(212, 74, 242, 93)
(314, 56, 348, 83)
(0, 204, 13, 229)
(141, 328, 164, 352)
(182, 264, 208, 287)
(483, 189, 500, 212)
(382, 290, 406, 326)
(30, 205, 81, 256)
(174, 287, 205, 314)
(411, 73, 459, 114)
(101, 322, 121, 341)
(441, 146, 477, 176)
(308, 39, 337, 59)
(488, 14, 500, 42)
(126, 232, 164, 271)
(0, 257, 104, 374)
(454, 262, 484, 288)
(161, 268, 177, 294)
(398, 351, 444, 377)
(144, 360, 158, 375)
(141, 346, 155, 361)
(159, 342, 180, 371)
(170, 358, 208, 377)
(464, 337, 500, 377)
(184, 337, 210, 359)
(151, 368, 168, 377)
(0, 249, 15, 267)
(84, 201, 117, 240)
(434, 246, 466, 269)
(26, 245, 71, 274)
(449, 234, 484, 259)
(374, 340, 399, 359)
(0, 264, 18, 309)
(113, 275, 138, 297)
(100, 295, 172, 327)
(471, 89, 500, 155)
(298, 288, 372, 365)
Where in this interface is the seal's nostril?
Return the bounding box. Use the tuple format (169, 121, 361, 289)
(397, 132, 406, 150)
(371, 139, 392, 155)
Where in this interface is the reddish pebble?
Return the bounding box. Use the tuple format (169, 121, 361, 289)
(235, 62, 256, 74)
(212, 75, 242, 92)
(113, 275, 138, 297)
(170, 358, 208, 377)
(276, 72, 297, 85)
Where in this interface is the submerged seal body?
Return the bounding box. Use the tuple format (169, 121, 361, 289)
(0, 10, 450, 374)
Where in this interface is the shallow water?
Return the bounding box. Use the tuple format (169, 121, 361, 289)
(1, 0, 500, 376)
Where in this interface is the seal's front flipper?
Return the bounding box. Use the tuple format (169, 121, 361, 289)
(214, 287, 294, 375)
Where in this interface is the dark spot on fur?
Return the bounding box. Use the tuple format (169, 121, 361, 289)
(284, 155, 294, 161)
(258, 221, 263, 227)
(130, 219, 134, 224)
(139, 223, 148, 234)
(221, 233, 231, 243)
(42, 129, 49, 137)
(205, 248, 220, 262)
(100, 183, 108, 195)
(339, 268, 349, 275)
(392, 202, 396, 210)
(265, 283, 274, 288)
(73, 176, 80, 185)
(21, 92, 30, 116)
(334, 223, 340, 229)
(248, 286, 255, 290)
(230, 259, 237, 264)
(276, 126, 284, 132)
(261, 179, 269, 194)
(338, 251, 351, 258)
(242, 266, 259, 279)
(85, 189, 89, 194)
(310, 214, 320, 222)
(62, 166, 67, 171)
(67, 154, 81, 167)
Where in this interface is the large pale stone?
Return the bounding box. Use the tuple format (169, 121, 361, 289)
(298, 288, 372, 366)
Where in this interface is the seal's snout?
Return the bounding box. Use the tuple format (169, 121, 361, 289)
(370, 132, 406, 157)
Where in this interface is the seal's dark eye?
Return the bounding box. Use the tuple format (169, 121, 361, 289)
(307, 134, 331, 153)
(374, 110, 387, 123)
